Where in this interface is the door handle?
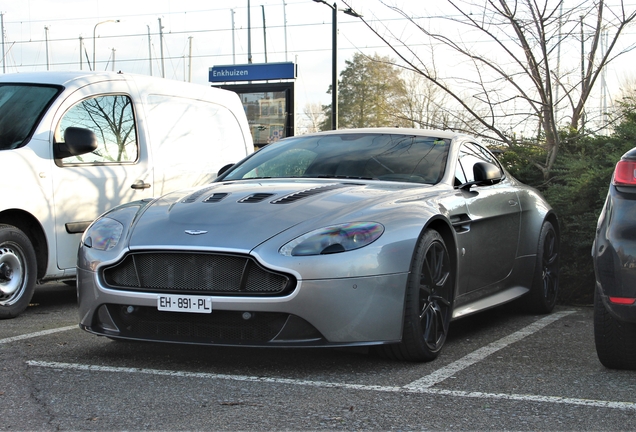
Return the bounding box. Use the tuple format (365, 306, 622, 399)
(131, 180, 151, 190)
(508, 199, 518, 206)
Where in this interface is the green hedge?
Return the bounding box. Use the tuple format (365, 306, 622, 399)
(498, 102, 636, 305)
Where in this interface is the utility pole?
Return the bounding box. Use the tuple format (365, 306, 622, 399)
(79, 36, 83, 70)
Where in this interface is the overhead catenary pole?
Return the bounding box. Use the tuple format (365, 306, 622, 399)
(159, 18, 165, 78)
(147, 25, 152, 76)
(248, 0, 252, 64)
(262, 5, 267, 63)
(282, 1, 288, 62)
(1, 13, 5, 73)
(44, 26, 50, 70)
(188, 36, 193, 82)
(231, 9, 236, 65)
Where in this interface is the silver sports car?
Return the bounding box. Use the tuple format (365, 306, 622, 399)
(78, 128, 559, 362)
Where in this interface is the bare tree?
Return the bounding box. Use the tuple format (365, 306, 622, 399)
(343, 0, 636, 179)
(299, 102, 326, 135)
(397, 70, 486, 132)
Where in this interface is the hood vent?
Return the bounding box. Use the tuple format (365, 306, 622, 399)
(204, 193, 230, 203)
(238, 193, 276, 203)
(181, 185, 220, 203)
(271, 183, 353, 204)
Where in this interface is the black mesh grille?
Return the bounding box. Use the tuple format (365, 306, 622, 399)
(106, 305, 289, 343)
(102, 252, 294, 296)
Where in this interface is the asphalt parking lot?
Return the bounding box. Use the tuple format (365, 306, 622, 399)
(1, 282, 635, 431)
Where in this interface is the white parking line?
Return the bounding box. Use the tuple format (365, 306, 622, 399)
(27, 359, 636, 411)
(0, 325, 77, 344)
(405, 310, 576, 389)
(21, 310, 636, 411)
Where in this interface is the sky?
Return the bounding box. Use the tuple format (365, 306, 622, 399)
(2, 0, 636, 132)
(0, 0, 395, 114)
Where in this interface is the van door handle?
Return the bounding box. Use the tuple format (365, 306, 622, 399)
(131, 180, 151, 190)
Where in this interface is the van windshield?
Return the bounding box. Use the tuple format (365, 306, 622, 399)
(0, 84, 61, 150)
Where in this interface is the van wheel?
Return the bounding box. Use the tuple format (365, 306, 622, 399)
(0, 225, 37, 319)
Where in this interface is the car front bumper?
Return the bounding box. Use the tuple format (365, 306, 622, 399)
(77, 267, 409, 347)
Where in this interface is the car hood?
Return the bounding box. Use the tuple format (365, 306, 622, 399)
(128, 179, 432, 251)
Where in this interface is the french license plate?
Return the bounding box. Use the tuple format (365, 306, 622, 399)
(157, 295, 212, 313)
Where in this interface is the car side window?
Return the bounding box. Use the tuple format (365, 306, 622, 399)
(456, 142, 502, 185)
(56, 94, 138, 164)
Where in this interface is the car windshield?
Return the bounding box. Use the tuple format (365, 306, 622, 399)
(0, 84, 61, 150)
(222, 133, 451, 184)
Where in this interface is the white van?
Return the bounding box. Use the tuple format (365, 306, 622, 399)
(0, 71, 254, 318)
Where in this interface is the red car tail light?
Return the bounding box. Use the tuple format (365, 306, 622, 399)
(613, 160, 636, 186)
(609, 296, 636, 305)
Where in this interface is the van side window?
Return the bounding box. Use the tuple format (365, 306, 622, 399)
(56, 94, 138, 164)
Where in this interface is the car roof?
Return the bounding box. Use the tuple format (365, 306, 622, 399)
(299, 127, 471, 141)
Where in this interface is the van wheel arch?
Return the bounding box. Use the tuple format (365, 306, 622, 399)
(0, 210, 48, 280)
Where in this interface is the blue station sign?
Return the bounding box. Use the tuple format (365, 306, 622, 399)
(209, 62, 296, 83)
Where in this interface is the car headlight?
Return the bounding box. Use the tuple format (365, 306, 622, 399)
(279, 222, 384, 256)
(82, 217, 124, 251)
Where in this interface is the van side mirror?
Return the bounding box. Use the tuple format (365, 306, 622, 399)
(54, 127, 98, 159)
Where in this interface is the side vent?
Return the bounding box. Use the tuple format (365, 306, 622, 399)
(204, 193, 230, 203)
(271, 183, 354, 204)
(238, 193, 276, 203)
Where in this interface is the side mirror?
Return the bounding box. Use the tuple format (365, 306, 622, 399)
(217, 163, 234, 177)
(459, 161, 503, 190)
(473, 162, 502, 184)
(54, 127, 98, 159)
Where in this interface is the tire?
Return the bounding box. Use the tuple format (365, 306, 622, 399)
(376, 229, 454, 362)
(0, 225, 38, 319)
(594, 288, 636, 370)
(523, 221, 559, 314)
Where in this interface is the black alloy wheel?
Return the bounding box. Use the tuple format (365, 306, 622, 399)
(377, 229, 454, 362)
(525, 221, 559, 314)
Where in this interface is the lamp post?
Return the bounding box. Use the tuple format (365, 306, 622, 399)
(93, 19, 119, 71)
(312, 1, 338, 130)
(312, 1, 362, 130)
